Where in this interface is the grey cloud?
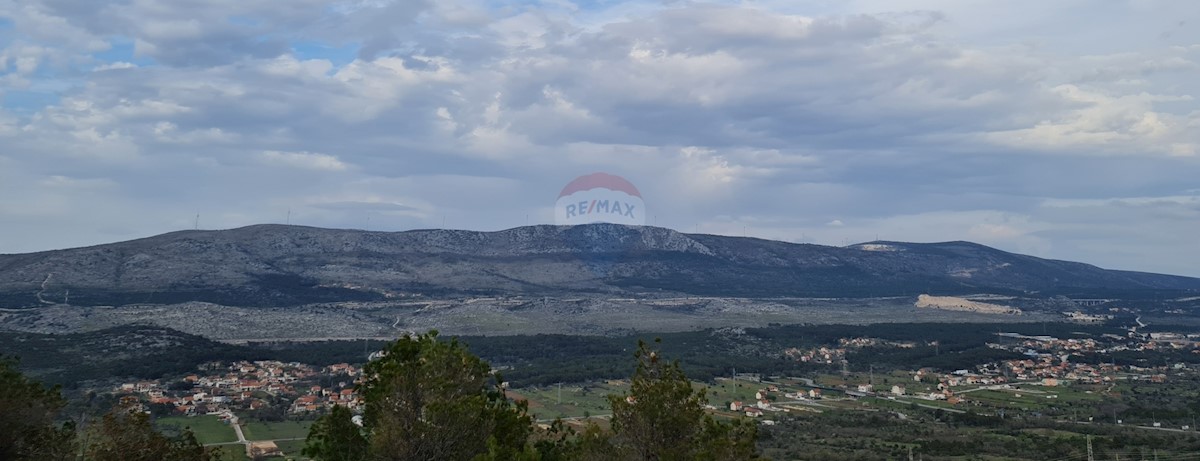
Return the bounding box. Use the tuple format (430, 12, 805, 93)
(0, 0, 1199, 277)
(309, 201, 418, 212)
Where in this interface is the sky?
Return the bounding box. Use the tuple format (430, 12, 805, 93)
(0, 0, 1198, 277)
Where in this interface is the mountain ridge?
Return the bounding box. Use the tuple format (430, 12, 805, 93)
(1, 223, 1196, 308)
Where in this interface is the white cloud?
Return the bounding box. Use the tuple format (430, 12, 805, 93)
(260, 150, 349, 171)
(0, 0, 1198, 276)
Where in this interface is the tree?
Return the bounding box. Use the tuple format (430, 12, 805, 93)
(0, 356, 76, 460)
(83, 406, 218, 461)
(356, 331, 532, 460)
(607, 339, 761, 460)
(303, 405, 368, 461)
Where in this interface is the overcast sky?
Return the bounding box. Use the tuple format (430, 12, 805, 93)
(1, 0, 1198, 276)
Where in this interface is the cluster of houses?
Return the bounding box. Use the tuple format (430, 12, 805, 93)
(725, 384, 835, 419)
(729, 385, 792, 418)
(113, 360, 364, 417)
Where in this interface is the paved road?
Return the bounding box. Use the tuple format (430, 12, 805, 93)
(204, 437, 305, 447)
(230, 415, 246, 444)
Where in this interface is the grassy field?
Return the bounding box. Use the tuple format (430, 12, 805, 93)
(706, 378, 770, 407)
(241, 420, 313, 441)
(511, 381, 628, 420)
(513, 377, 827, 420)
(155, 415, 238, 445)
(275, 439, 311, 460)
(209, 446, 248, 461)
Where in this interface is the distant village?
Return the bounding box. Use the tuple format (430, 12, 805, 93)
(115, 360, 364, 422)
(762, 328, 1200, 413)
(110, 324, 1200, 436)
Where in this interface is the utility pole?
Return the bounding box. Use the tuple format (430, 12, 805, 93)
(557, 383, 562, 405)
(286, 208, 291, 225)
(1086, 435, 1094, 461)
(907, 446, 913, 461)
(194, 214, 199, 230)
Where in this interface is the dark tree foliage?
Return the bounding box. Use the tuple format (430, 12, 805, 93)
(0, 355, 76, 460)
(604, 339, 762, 461)
(301, 333, 765, 460)
(319, 330, 532, 461)
(303, 405, 368, 461)
(84, 407, 219, 461)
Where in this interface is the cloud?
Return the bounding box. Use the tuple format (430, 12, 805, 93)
(309, 201, 417, 212)
(260, 150, 349, 171)
(0, 0, 1198, 276)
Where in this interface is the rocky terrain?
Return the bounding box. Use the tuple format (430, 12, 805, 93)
(2, 223, 1198, 308)
(0, 223, 1196, 339)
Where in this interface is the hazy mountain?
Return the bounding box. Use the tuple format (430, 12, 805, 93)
(1, 224, 1197, 308)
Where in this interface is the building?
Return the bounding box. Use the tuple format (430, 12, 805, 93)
(247, 441, 281, 458)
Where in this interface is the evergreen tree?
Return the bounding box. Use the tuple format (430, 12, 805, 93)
(84, 405, 217, 461)
(303, 405, 369, 461)
(0, 356, 76, 460)
(357, 331, 532, 460)
(607, 339, 762, 460)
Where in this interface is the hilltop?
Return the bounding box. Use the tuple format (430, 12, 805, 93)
(1, 223, 1196, 309)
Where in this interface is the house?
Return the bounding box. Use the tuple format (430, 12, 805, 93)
(856, 384, 873, 393)
(744, 407, 763, 417)
(247, 441, 281, 458)
(808, 389, 822, 399)
(730, 401, 744, 411)
(891, 385, 905, 396)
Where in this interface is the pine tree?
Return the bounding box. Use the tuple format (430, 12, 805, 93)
(303, 405, 368, 461)
(357, 330, 532, 460)
(84, 406, 217, 461)
(607, 339, 762, 461)
(0, 356, 76, 460)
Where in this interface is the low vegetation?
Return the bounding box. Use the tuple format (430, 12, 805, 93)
(0, 356, 220, 460)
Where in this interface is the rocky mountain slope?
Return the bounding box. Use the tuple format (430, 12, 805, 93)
(1, 224, 1197, 308)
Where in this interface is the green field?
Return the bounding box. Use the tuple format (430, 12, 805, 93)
(511, 381, 628, 420)
(705, 378, 769, 407)
(514, 378, 816, 420)
(155, 415, 238, 445)
(275, 439, 311, 460)
(241, 420, 313, 441)
(209, 446, 248, 461)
